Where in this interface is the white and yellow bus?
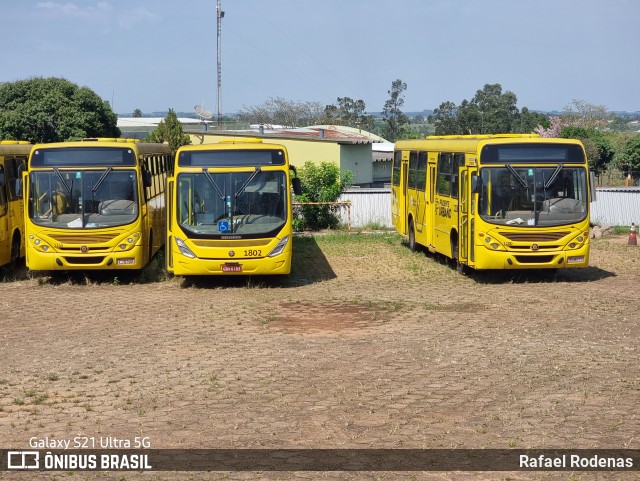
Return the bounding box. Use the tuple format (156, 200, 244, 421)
(0, 141, 32, 268)
(23, 138, 171, 270)
(392, 134, 594, 272)
(166, 139, 301, 276)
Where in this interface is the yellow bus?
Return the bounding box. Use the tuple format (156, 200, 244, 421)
(23, 138, 171, 271)
(0, 141, 32, 268)
(166, 139, 302, 276)
(392, 134, 594, 272)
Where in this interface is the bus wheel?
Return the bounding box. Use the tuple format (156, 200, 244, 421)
(10, 233, 21, 268)
(450, 235, 466, 274)
(408, 219, 417, 252)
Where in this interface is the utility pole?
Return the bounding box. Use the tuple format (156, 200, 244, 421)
(216, 0, 224, 129)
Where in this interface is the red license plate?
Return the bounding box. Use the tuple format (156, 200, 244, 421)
(222, 264, 242, 272)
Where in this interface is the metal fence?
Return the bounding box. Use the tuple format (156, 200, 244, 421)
(590, 187, 640, 226)
(338, 188, 392, 228)
(337, 187, 640, 229)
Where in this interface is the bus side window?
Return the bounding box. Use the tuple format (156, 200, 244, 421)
(0, 166, 7, 217)
(437, 153, 452, 196)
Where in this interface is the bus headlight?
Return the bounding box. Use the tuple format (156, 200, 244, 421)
(483, 236, 505, 251)
(30, 236, 52, 252)
(268, 235, 289, 257)
(175, 236, 196, 259)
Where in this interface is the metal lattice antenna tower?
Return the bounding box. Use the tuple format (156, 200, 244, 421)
(216, 0, 224, 128)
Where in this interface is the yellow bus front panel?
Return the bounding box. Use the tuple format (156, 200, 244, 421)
(471, 221, 591, 270)
(167, 234, 292, 276)
(25, 225, 146, 270)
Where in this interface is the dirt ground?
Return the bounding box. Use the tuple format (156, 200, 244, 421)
(0, 233, 639, 481)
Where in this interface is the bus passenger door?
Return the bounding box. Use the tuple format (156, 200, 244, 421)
(0, 165, 8, 264)
(391, 151, 408, 235)
(458, 167, 469, 266)
(424, 157, 437, 250)
(459, 165, 477, 269)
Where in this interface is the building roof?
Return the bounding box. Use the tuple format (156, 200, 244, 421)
(186, 124, 387, 146)
(372, 142, 394, 162)
(117, 117, 203, 128)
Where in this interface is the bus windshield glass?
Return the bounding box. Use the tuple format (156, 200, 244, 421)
(177, 170, 287, 237)
(478, 166, 588, 227)
(29, 169, 139, 229)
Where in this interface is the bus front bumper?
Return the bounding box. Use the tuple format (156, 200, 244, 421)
(26, 246, 144, 271)
(169, 250, 292, 276)
(471, 243, 590, 270)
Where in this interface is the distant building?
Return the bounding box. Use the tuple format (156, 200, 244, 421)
(185, 125, 390, 187)
(117, 117, 205, 140)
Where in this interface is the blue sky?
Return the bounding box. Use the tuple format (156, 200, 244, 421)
(2, 0, 639, 116)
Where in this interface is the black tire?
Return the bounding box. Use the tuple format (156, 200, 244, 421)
(408, 219, 417, 252)
(10, 233, 20, 269)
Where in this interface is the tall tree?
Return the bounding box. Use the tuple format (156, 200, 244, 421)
(562, 99, 611, 130)
(240, 97, 324, 128)
(429, 101, 459, 135)
(0, 77, 119, 142)
(321, 97, 375, 131)
(429, 83, 546, 135)
(133, 109, 143, 118)
(145, 109, 191, 155)
(382, 79, 410, 142)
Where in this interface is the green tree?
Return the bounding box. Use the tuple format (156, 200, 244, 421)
(295, 162, 353, 230)
(381, 79, 410, 141)
(0, 77, 119, 142)
(429, 83, 546, 135)
(616, 135, 640, 181)
(430, 101, 459, 135)
(133, 108, 143, 118)
(145, 109, 190, 155)
(321, 97, 375, 131)
(561, 126, 614, 181)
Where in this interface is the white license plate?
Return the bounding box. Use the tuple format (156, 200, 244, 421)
(222, 264, 242, 272)
(116, 258, 135, 265)
(567, 256, 585, 264)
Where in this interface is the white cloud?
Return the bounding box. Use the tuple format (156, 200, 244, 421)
(36, 1, 113, 19)
(35, 2, 157, 29)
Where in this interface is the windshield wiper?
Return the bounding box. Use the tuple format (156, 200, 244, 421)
(505, 163, 528, 189)
(544, 163, 564, 189)
(235, 167, 261, 199)
(53, 168, 72, 193)
(92, 167, 112, 194)
(202, 168, 225, 200)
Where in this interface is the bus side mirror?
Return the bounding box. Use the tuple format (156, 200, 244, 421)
(291, 177, 302, 196)
(471, 175, 482, 194)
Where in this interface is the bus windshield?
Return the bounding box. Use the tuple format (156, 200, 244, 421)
(29, 169, 139, 229)
(177, 170, 287, 237)
(478, 166, 588, 227)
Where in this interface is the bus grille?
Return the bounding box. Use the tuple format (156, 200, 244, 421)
(63, 256, 106, 265)
(514, 255, 555, 264)
(500, 231, 570, 242)
(47, 233, 120, 244)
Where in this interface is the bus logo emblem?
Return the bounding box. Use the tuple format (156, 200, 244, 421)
(531, 244, 539, 251)
(229, 250, 235, 257)
(80, 245, 89, 253)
